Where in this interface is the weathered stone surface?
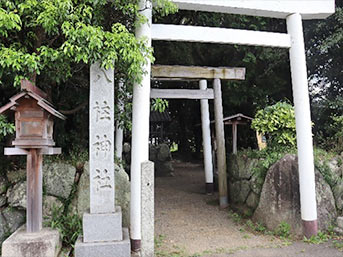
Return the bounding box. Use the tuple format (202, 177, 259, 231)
(43, 195, 63, 219)
(114, 163, 130, 227)
(327, 157, 343, 185)
(73, 162, 90, 218)
(229, 181, 241, 204)
(7, 169, 26, 184)
(75, 228, 130, 257)
(43, 162, 76, 199)
(83, 207, 123, 243)
(253, 154, 337, 235)
(2, 226, 61, 257)
(333, 181, 343, 211)
(229, 154, 258, 180)
(73, 162, 130, 227)
(337, 216, 343, 229)
(0, 175, 7, 194)
(238, 181, 250, 203)
(157, 143, 172, 162)
(250, 169, 265, 195)
(315, 167, 338, 231)
(0, 194, 6, 207)
(246, 191, 259, 209)
(0, 207, 26, 243)
(89, 62, 115, 214)
(141, 161, 154, 257)
(7, 181, 26, 209)
(0, 213, 8, 242)
(2, 207, 26, 234)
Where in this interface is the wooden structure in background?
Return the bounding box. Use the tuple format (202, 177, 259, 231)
(0, 80, 66, 233)
(152, 65, 245, 81)
(150, 65, 246, 204)
(215, 113, 253, 154)
(149, 110, 172, 145)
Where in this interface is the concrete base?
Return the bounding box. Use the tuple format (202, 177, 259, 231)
(75, 228, 131, 257)
(83, 207, 123, 242)
(2, 226, 61, 257)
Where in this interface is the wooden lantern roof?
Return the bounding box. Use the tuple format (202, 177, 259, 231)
(0, 89, 66, 120)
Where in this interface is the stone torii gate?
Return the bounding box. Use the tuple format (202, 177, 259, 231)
(130, 0, 336, 251)
(151, 64, 246, 195)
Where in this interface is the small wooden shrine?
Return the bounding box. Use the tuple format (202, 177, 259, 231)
(211, 113, 253, 154)
(0, 79, 66, 233)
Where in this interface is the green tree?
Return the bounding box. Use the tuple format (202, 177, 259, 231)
(251, 102, 296, 147)
(0, 115, 15, 141)
(0, 0, 176, 150)
(305, 1, 343, 145)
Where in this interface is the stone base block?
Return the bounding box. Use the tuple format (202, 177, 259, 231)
(83, 206, 123, 242)
(75, 228, 130, 257)
(2, 226, 61, 257)
(337, 216, 343, 229)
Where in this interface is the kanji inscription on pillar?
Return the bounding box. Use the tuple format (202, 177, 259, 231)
(90, 62, 115, 214)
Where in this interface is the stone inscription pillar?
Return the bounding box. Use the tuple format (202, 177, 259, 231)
(90, 61, 115, 214)
(75, 62, 130, 257)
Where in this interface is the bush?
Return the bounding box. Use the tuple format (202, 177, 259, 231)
(251, 102, 296, 147)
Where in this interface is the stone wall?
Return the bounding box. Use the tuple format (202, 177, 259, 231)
(228, 154, 264, 215)
(228, 152, 343, 234)
(0, 160, 130, 246)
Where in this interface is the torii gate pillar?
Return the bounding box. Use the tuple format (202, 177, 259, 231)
(130, 0, 152, 252)
(287, 13, 317, 237)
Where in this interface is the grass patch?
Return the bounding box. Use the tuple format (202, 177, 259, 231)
(303, 231, 330, 244)
(44, 205, 82, 249)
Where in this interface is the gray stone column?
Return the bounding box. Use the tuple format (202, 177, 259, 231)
(89, 61, 115, 214)
(75, 62, 130, 257)
(141, 161, 154, 257)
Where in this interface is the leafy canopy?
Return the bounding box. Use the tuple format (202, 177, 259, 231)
(251, 102, 296, 147)
(0, 0, 176, 87)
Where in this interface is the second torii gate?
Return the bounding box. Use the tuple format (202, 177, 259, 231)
(130, 0, 336, 251)
(151, 64, 246, 195)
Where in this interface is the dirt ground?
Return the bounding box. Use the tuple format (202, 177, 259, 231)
(154, 160, 343, 257)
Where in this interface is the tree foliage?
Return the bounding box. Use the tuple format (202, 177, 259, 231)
(0, 0, 176, 150)
(0, 115, 15, 140)
(251, 102, 296, 147)
(0, 0, 170, 87)
(305, 1, 343, 146)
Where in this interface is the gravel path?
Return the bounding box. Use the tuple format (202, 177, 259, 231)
(155, 161, 283, 256)
(154, 160, 343, 257)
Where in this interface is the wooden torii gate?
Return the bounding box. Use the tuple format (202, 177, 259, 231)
(130, 0, 336, 250)
(151, 65, 246, 196)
